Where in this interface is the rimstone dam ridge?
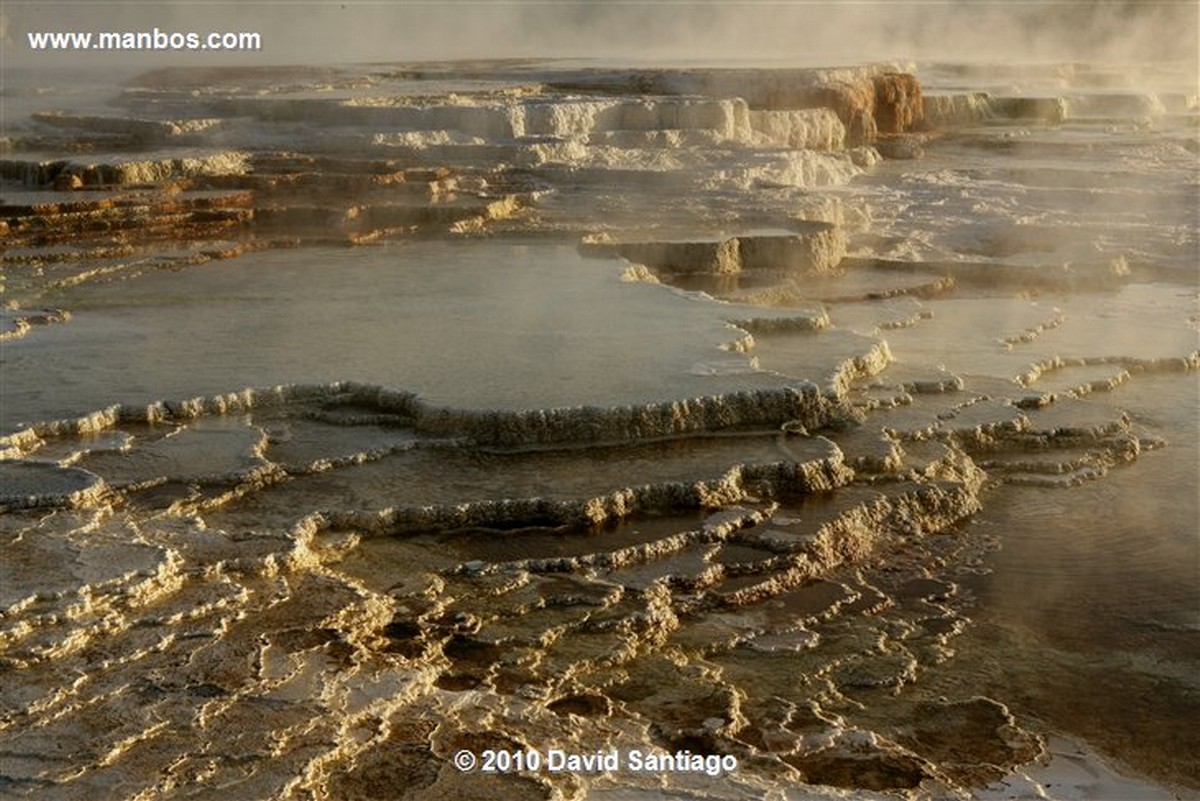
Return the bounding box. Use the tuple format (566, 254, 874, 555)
(0, 60, 1197, 800)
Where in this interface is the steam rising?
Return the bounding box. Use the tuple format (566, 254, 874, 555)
(4, 2, 1198, 68)
(1, 2, 1197, 799)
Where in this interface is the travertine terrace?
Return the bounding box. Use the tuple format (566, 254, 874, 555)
(1, 60, 1197, 800)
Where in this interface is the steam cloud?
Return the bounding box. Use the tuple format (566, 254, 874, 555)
(4, 2, 1197, 68)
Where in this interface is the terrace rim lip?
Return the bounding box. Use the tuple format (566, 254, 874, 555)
(1, 55, 1196, 800)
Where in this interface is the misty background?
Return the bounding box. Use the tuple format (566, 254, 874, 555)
(3, 1, 1198, 70)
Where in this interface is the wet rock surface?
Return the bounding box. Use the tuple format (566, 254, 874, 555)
(1, 58, 1197, 800)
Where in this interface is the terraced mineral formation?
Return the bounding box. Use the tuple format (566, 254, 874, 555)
(1, 58, 1197, 800)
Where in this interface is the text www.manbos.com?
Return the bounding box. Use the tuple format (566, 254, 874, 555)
(27, 29, 262, 52)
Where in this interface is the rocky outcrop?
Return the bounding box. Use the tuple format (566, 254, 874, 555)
(577, 65, 924, 146)
(873, 73, 925, 135)
(923, 92, 995, 126)
(749, 108, 846, 150)
(0, 380, 843, 458)
(1, 151, 249, 188)
(592, 223, 846, 277)
(32, 112, 224, 145)
(0, 462, 109, 510)
(0, 307, 71, 341)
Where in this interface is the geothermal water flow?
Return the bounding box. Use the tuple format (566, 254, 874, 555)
(0, 49, 1197, 801)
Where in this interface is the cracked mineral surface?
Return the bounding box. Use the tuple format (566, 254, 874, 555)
(1, 57, 1197, 801)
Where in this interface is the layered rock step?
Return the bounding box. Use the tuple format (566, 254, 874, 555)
(590, 223, 846, 277)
